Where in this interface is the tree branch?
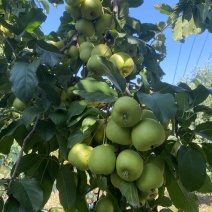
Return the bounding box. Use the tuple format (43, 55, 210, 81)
(112, 0, 119, 16)
(7, 115, 40, 190)
(60, 32, 79, 53)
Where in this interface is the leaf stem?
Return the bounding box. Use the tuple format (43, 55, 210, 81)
(7, 115, 40, 190)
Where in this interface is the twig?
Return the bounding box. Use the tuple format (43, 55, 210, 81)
(7, 115, 40, 190)
(60, 32, 79, 53)
(127, 81, 141, 88)
(112, 0, 119, 15)
(125, 87, 132, 96)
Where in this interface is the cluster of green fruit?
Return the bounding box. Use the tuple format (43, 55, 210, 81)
(67, 96, 166, 209)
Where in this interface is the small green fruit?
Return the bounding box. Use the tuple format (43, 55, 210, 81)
(49, 39, 65, 50)
(91, 44, 112, 58)
(79, 46, 93, 63)
(65, 4, 82, 20)
(81, 0, 103, 21)
(110, 172, 121, 188)
(111, 96, 141, 127)
(12, 98, 26, 111)
(95, 197, 114, 212)
(88, 144, 116, 175)
(75, 18, 95, 37)
(65, 0, 84, 6)
(105, 119, 132, 145)
(95, 13, 115, 34)
(93, 119, 106, 144)
(65, 45, 79, 60)
(116, 149, 143, 182)
(109, 52, 134, 77)
(68, 143, 93, 171)
(131, 118, 165, 151)
(142, 109, 158, 121)
(79, 41, 94, 52)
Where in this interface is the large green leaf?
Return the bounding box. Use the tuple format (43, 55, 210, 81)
(197, 174, 212, 193)
(173, 16, 183, 41)
(36, 41, 63, 68)
(4, 196, 26, 212)
(177, 145, 206, 191)
(202, 143, 212, 166)
(194, 121, 212, 141)
(175, 92, 191, 111)
(166, 169, 199, 212)
(0, 197, 3, 212)
(0, 136, 13, 154)
(56, 165, 77, 210)
(19, 8, 46, 33)
(119, 180, 140, 207)
(94, 56, 126, 92)
(10, 178, 43, 212)
(10, 60, 40, 104)
(73, 77, 118, 103)
(154, 4, 173, 15)
(135, 92, 177, 123)
(128, 0, 144, 8)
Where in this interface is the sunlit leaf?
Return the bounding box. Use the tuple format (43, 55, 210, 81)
(154, 4, 173, 15)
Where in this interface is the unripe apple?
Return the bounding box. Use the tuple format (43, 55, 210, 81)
(116, 149, 143, 181)
(93, 119, 106, 144)
(81, 0, 103, 21)
(131, 118, 165, 151)
(75, 18, 95, 37)
(65, 4, 82, 20)
(142, 109, 158, 121)
(95, 13, 115, 34)
(49, 39, 65, 50)
(136, 163, 164, 191)
(109, 52, 134, 77)
(77, 35, 86, 45)
(68, 143, 93, 171)
(91, 44, 112, 58)
(79, 41, 94, 52)
(79, 46, 93, 63)
(65, 0, 84, 6)
(147, 154, 165, 173)
(111, 96, 141, 127)
(65, 45, 79, 60)
(12, 98, 26, 111)
(105, 119, 132, 145)
(95, 197, 114, 212)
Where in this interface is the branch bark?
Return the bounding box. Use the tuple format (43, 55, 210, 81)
(112, 0, 119, 16)
(7, 115, 40, 190)
(60, 32, 79, 53)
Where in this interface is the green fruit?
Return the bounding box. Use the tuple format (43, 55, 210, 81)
(91, 44, 112, 58)
(111, 96, 141, 127)
(75, 18, 95, 37)
(79, 41, 94, 52)
(49, 39, 65, 50)
(105, 119, 132, 145)
(68, 143, 93, 171)
(109, 52, 134, 77)
(136, 163, 164, 191)
(110, 172, 121, 188)
(131, 118, 165, 151)
(87, 54, 106, 76)
(88, 144, 116, 175)
(65, 45, 79, 60)
(81, 0, 102, 21)
(65, 0, 84, 6)
(142, 109, 158, 121)
(77, 35, 86, 44)
(93, 119, 106, 144)
(65, 4, 82, 20)
(79, 46, 93, 63)
(95, 13, 115, 34)
(12, 98, 26, 111)
(95, 197, 114, 212)
(116, 149, 143, 181)
(147, 154, 165, 173)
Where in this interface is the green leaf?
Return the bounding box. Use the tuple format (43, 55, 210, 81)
(197, 174, 212, 193)
(154, 4, 173, 15)
(73, 77, 118, 103)
(194, 105, 212, 115)
(95, 56, 126, 92)
(36, 41, 63, 68)
(22, 106, 44, 128)
(56, 165, 76, 210)
(10, 60, 40, 104)
(135, 92, 177, 123)
(166, 170, 199, 212)
(0, 136, 13, 154)
(19, 8, 46, 33)
(175, 92, 191, 111)
(0, 197, 4, 212)
(173, 16, 183, 41)
(119, 180, 140, 207)
(67, 100, 88, 120)
(49, 110, 67, 127)
(4, 196, 26, 212)
(10, 178, 43, 212)
(128, 0, 144, 8)
(177, 145, 206, 191)
(36, 120, 55, 142)
(195, 122, 212, 141)
(189, 85, 210, 107)
(202, 143, 212, 166)
(155, 195, 172, 207)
